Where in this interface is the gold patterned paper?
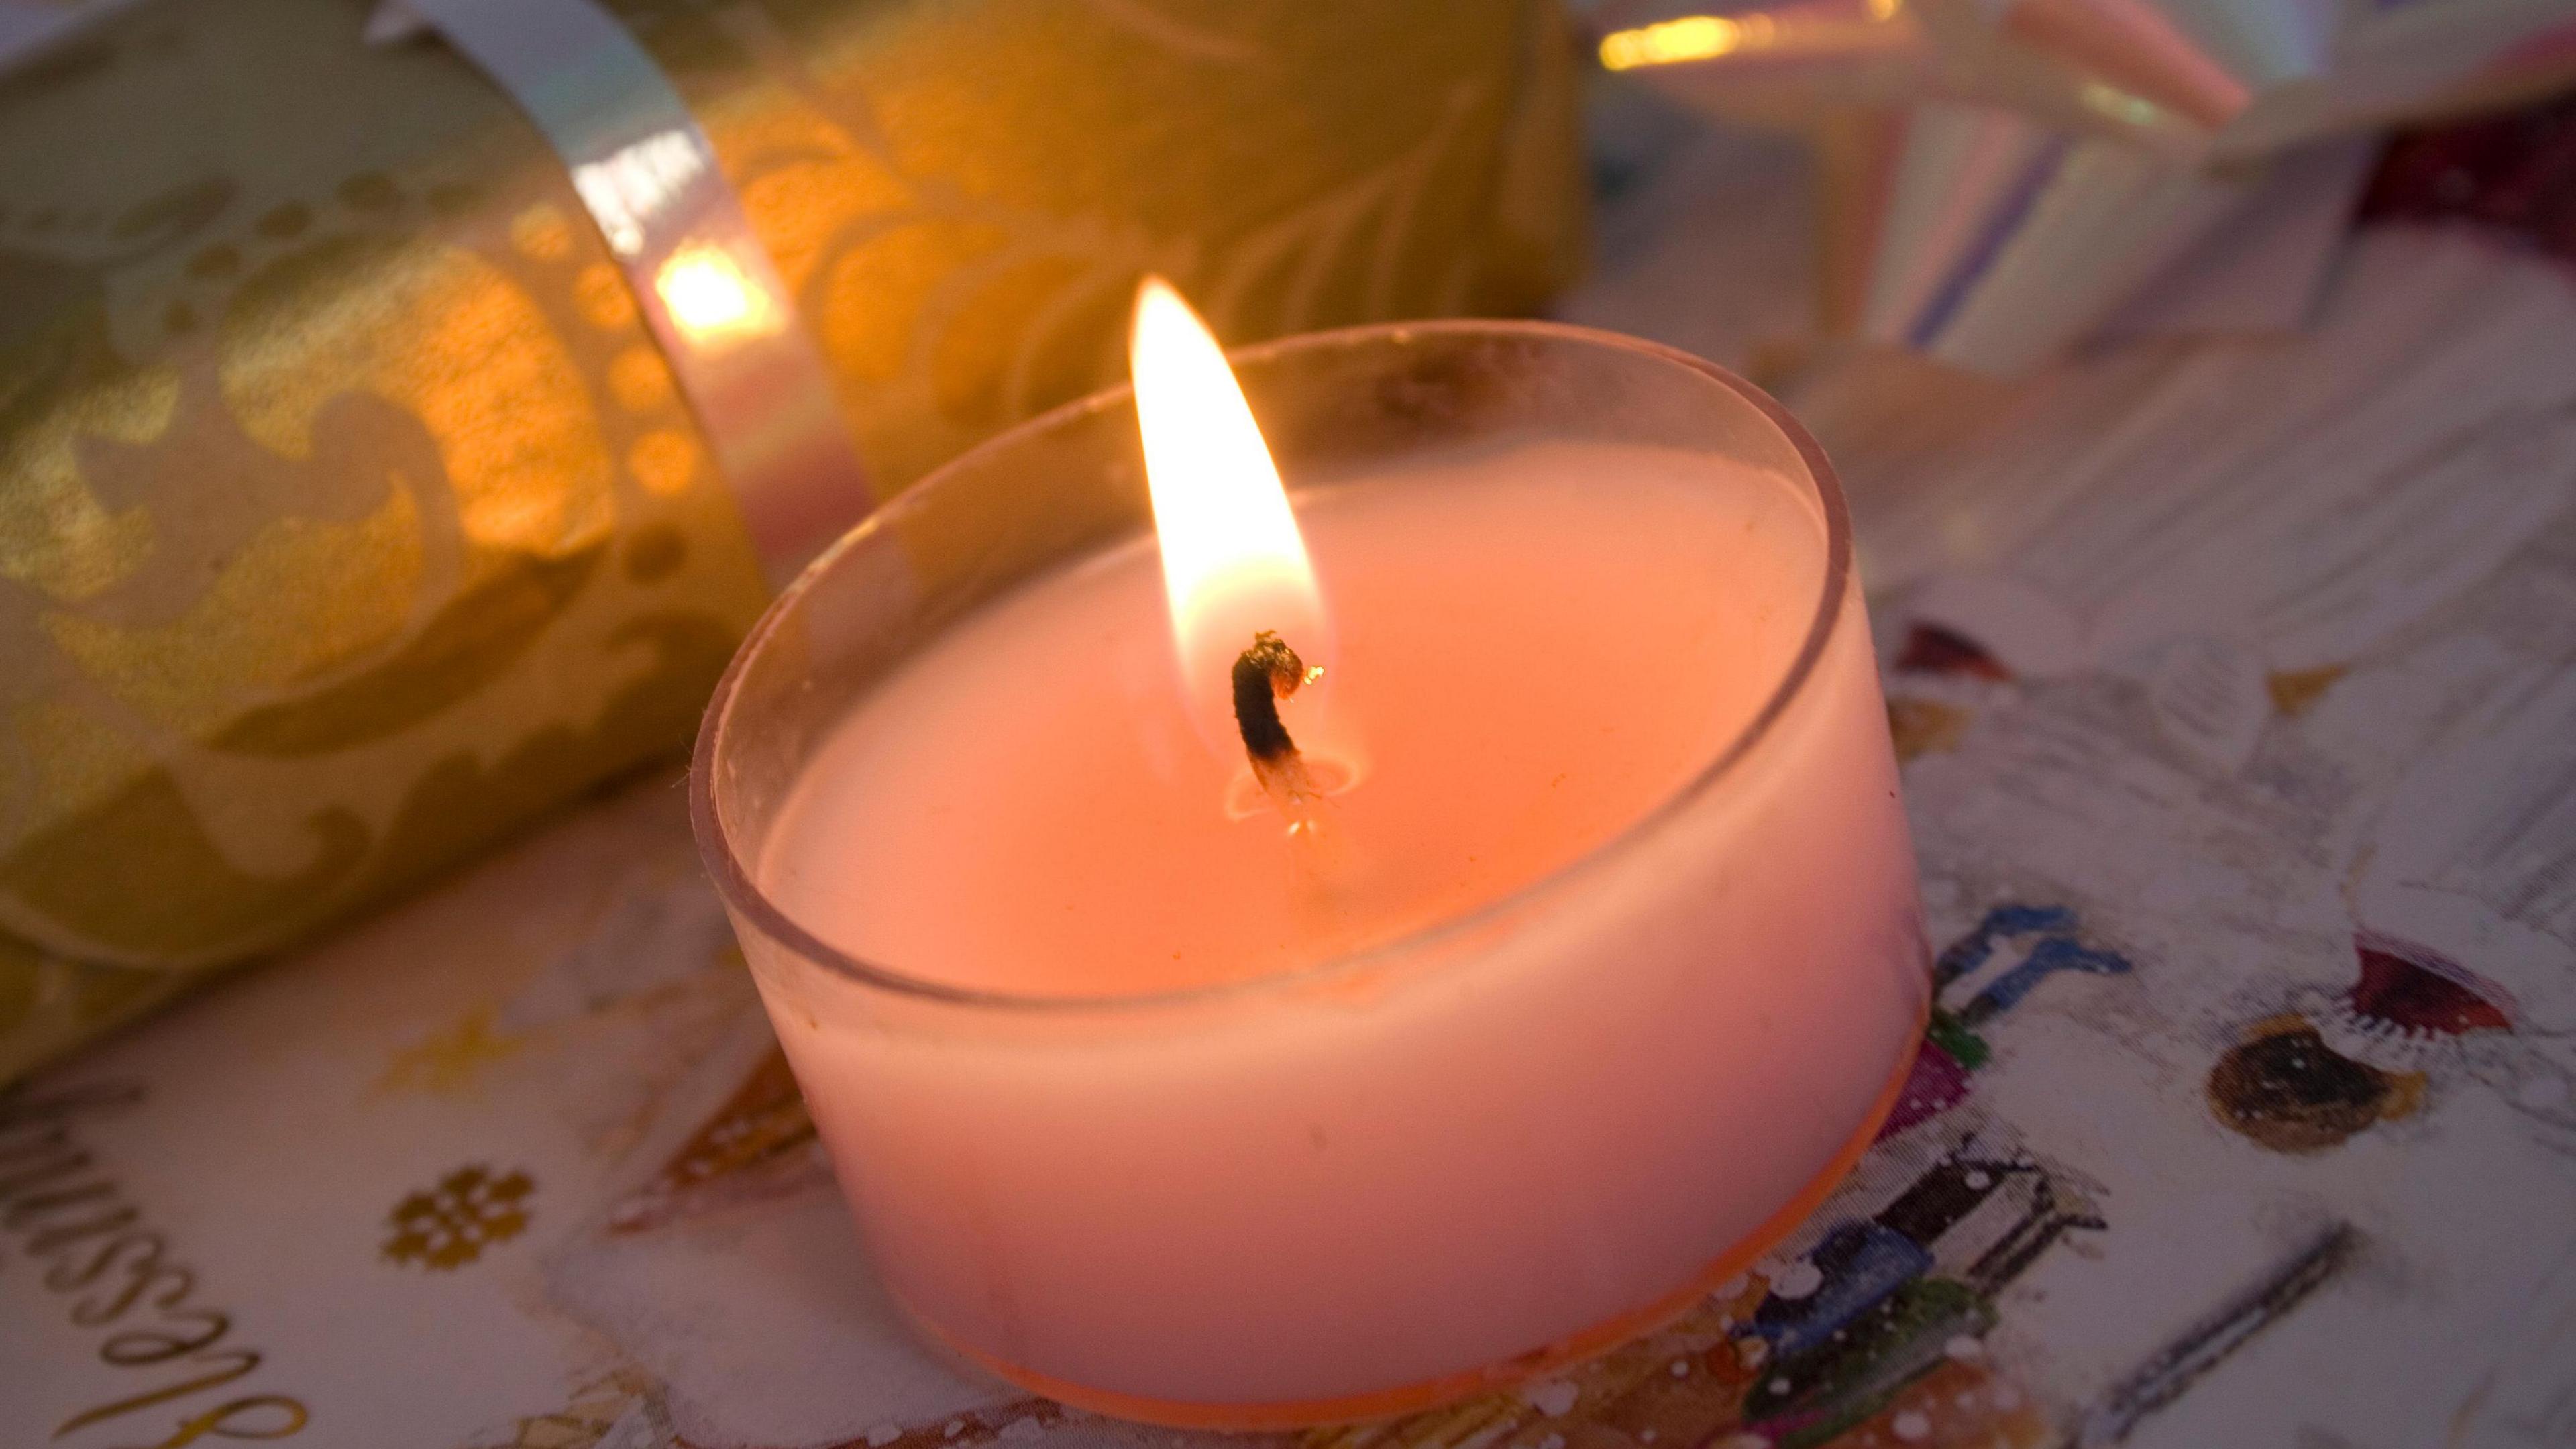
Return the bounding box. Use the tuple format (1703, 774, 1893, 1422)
(0, 0, 1586, 1079)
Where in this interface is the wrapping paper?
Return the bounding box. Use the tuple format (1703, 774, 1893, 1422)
(1591, 0, 2576, 371)
(0, 0, 1585, 1079)
(8, 203, 2576, 1448)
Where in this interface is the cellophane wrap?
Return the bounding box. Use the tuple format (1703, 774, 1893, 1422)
(0, 0, 1587, 1078)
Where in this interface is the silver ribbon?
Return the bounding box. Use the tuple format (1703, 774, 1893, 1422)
(371, 0, 873, 582)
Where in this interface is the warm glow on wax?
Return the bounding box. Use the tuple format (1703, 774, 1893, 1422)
(1130, 277, 1331, 742)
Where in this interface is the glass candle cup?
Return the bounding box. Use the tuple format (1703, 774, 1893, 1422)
(692, 321, 1929, 1429)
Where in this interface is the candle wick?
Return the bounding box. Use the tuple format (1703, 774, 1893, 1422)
(1233, 630, 1326, 819)
(1232, 630, 1307, 762)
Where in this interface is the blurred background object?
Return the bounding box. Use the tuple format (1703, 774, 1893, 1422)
(1583, 0, 2576, 371)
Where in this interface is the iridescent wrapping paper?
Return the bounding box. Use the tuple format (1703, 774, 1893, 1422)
(1593, 0, 2576, 372)
(0, 0, 1586, 1078)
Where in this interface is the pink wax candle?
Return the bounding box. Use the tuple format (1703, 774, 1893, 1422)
(694, 297, 1927, 1426)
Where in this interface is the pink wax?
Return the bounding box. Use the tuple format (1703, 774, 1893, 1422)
(771, 444, 1811, 996)
(747, 440, 1927, 1418)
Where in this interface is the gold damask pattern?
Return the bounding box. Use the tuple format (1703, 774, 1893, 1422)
(0, 0, 1583, 1079)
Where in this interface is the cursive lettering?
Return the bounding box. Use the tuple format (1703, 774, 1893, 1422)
(0, 1083, 308, 1443)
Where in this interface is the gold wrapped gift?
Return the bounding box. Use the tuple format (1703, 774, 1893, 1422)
(0, 0, 1585, 1077)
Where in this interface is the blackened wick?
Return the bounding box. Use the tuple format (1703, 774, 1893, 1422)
(1231, 630, 1311, 765)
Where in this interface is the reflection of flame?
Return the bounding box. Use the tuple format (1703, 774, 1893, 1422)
(1597, 3, 1905, 70)
(1600, 15, 1751, 68)
(1129, 276, 1328, 742)
(654, 244, 780, 344)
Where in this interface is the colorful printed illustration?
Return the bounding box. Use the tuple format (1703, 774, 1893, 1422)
(2212, 665, 2576, 1154)
(1882, 622, 2013, 765)
(1711, 906, 2123, 1447)
(1244, 903, 2123, 1449)
(603, 1046, 828, 1236)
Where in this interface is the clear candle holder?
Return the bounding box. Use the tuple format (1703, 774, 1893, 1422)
(692, 320, 1929, 1428)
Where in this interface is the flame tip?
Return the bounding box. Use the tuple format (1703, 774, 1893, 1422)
(1130, 276, 1328, 743)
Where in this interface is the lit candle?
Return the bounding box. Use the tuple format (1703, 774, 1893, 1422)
(695, 285, 1928, 1427)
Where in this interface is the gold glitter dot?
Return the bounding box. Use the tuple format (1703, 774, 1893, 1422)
(607, 345, 674, 413)
(256, 203, 311, 239)
(339, 172, 399, 211)
(628, 430, 699, 496)
(574, 263, 636, 329)
(186, 244, 239, 279)
(509, 204, 575, 261)
(623, 525, 688, 582)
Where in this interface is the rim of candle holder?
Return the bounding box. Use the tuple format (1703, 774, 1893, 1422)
(690, 317, 1856, 1014)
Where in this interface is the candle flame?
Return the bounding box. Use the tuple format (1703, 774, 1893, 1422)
(1130, 277, 1330, 747)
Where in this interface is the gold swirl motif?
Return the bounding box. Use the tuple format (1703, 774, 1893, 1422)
(0, 178, 238, 604)
(0, 606, 737, 965)
(217, 232, 615, 568)
(208, 545, 604, 755)
(0, 294, 172, 603)
(711, 0, 1580, 500)
(0, 138, 767, 973)
(350, 611, 742, 894)
(39, 229, 621, 753)
(45, 483, 427, 738)
(2, 765, 368, 958)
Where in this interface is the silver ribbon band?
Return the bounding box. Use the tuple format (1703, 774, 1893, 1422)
(371, 0, 873, 582)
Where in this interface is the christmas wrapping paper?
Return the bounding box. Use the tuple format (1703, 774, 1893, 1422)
(0, 0, 1586, 1079)
(7, 111, 2576, 1446)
